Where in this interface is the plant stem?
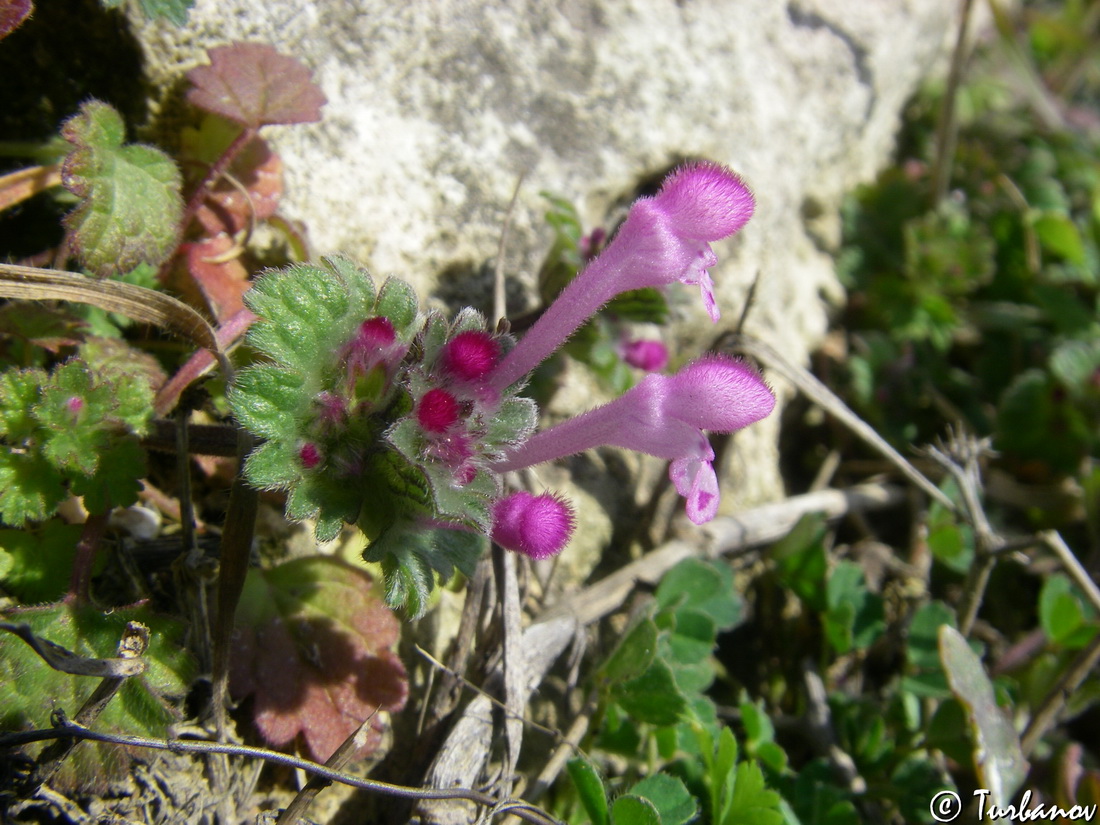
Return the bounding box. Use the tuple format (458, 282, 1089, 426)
(66, 512, 109, 605)
(181, 126, 257, 231)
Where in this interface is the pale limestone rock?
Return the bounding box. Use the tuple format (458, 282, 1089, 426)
(132, 0, 956, 539)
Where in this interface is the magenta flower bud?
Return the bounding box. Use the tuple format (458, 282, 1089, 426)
(493, 355, 774, 524)
(417, 388, 460, 433)
(441, 330, 500, 382)
(621, 339, 669, 372)
(490, 161, 754, 390)
(491, 491, 575, 560)
(298, 443, 322, 469)
(357, 316, 397, 348)
(66, 396, 84, 416)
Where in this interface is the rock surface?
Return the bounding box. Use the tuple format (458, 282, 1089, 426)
(133, 0, 957, 523)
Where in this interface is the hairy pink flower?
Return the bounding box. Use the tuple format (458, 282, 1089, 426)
(344, 316, 401, 380)
(490, 162, 754, 390)
(417, 388, 460, 433)
(298, 442, 322, 469)
(493, 355, 774, 523)
(441, 330, 500, 382)
(491, 491, 576, 560)
(621, 339, 669, 372)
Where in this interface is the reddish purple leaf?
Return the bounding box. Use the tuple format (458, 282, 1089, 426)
(186, 42, 326, 129)
(230, 556, 408, 762)
(0, 0, 32, 41)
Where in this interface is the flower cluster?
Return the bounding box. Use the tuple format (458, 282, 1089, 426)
(230, 161, 773, 615)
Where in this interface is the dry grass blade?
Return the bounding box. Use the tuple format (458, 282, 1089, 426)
(726, 334, 954, 511)
(0, 263, 231, 382)
(0, 164, 63, 214)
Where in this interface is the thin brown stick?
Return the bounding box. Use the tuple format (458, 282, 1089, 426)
(277, 710, 381, 825)
(0, 723, 562, 825)
(1019, 632, 1100, 757)
(930, 0, 975, 206)
(24, 623, 149, 794)
(1040, 531, 1100, 614)
(725, 334, 954, 511)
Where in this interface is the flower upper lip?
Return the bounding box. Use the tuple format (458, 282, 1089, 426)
(488, 162, 755, 392)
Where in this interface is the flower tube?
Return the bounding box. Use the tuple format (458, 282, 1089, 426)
(492, 355, 775, 523)
(489, 162, 755, 391)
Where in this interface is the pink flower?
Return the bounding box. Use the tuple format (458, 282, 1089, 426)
(492, 355, 774, 523)
(491, 491, 576, 559)
(298, 443, 322, 469)
(621, 338, 669, 372)
(441, 330, 500, 382)
(489, 162, 754, 391)
(416, 388, 460, 433)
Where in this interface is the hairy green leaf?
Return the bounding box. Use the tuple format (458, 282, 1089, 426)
(60, 101, 183, 277)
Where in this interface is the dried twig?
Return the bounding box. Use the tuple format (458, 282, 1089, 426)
(0, 722, 562, 825)
(1040, 530, 1100, 614)
(276, 709, 381, 825)
(725, 334, 954, 511)
(925, 432, 1000, 636)
(23, 623, 149, 794)
(0, 622, 146, 678)
(1020, 632, 1100, 757)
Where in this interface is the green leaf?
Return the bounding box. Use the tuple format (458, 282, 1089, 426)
(187, 42, 326, 128)
(1049, 338, 1100, 397)
(377, 540, 436, 618)
(101, 0, 194, 25)
(727, 761, 784, 825)
(1039, 574, 1098, 648)
(567, 758, 610, 825)
(907, 601, 955, 670)
(601, 617, 659, 684)
(71, 436, 146, 514)
(665, 609, 718, 667)
(938, 625, 1028, 810)
(375, 276, 419, 332)
(35, 360, 118, 475)
(0, 602, 193, 792)
(230, 556, 407, 762)
(656, 558, 742, 631)
(245, 259, 369, 373)
(825, 561, 885, 654)
(230, 365, 308, 441)
(925, 697, 973, 767)
(0, 369, 46, 441)
(485, 397, 538, 448)
(606, 288, 670, 324)
(1032, 211, 1086, 265)
(0, 520, 81, 602)
(613, 658, 688, 726)
(60, 101, 183, 277)
(0, 450, 67, 525)
(242, 439, 301, 490)
(771, 514, 829, 612)
(629, 773, 698, 825)
(996, 368, 1092, 475)
(611, 795, 662, 825)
